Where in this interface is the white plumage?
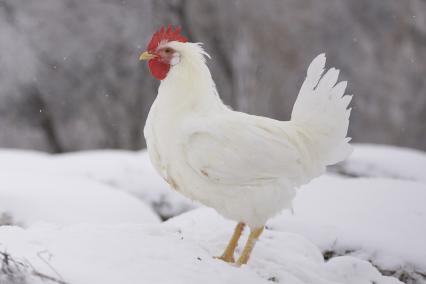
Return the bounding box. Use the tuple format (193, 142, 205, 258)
(144, 41, 352, 229)
(141, 38, 352, 264)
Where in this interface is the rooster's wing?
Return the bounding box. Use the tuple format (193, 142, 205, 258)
(183, 113, 308, 187)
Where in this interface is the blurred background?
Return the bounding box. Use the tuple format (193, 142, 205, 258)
(0, 0, 425, 153)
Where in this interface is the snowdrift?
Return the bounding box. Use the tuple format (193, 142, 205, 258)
(0, 144, 425, 283)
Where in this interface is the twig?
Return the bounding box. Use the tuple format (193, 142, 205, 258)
(37, 250, 66, 283)
(31, 270, 68, 284)
(1, 250, 69, 284)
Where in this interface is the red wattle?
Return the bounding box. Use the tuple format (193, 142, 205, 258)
(148, 59, 170, 80)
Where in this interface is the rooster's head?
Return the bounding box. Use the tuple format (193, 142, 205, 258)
(139, 26, 188, 80)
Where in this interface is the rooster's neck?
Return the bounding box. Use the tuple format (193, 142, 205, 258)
(156, 44, 224, 113)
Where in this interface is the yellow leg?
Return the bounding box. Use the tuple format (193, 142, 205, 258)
(215, 222, 245, 263)
(236, 226, 264, 266)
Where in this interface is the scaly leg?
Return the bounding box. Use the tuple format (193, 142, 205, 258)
(215, 222, 245, 263)
(236, 226, 264, 266)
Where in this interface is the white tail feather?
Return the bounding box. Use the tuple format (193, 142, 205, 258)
(291, 54, 352, 166)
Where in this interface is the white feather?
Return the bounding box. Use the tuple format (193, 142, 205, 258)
(144, 44, 352, 228)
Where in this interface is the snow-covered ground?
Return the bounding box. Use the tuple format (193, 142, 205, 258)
(0, 209, 401, 284)
(0, 144, 425, 284)
(0, 171, 159, 227)
(0, 150, 195, 220)
(269, 176, 426, 283)
(330, 144, 426, 183)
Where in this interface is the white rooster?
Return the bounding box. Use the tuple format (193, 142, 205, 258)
(140, 26, 352, 266)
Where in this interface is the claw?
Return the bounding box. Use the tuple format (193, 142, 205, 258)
(214, 254, 235, 263)
(214, 222, 245, 264)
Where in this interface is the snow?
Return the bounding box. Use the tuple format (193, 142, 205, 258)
(0, 149, 196, 219)
(0, 209, 401, 284)
(0, 171, 160, 227)
(331, 143, 426, 182)
(269, 176, 426, 278)
(0, 143, 425, 283)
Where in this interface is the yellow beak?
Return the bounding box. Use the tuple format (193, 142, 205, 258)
(139, 51, 156, 61)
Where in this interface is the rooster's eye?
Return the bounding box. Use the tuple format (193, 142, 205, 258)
(164, 48, 172, 53)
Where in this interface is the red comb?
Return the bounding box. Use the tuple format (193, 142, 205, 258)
(147, 26, 188, 52)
